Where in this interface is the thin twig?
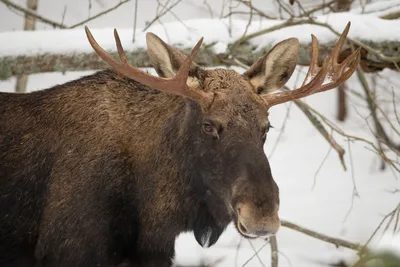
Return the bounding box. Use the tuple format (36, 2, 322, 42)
(276, 0, 294, 17)
(294, 98, 347, 170)
(312, 142, 333, 190)
(231, 18, 313, 50)
(268, 102, 293, 159)
(69, 0, 131, 29)
(343, 138, 359, 223)
(356, 65, 400, 144)
(88, 0, 92, 18)
(361, 203, 400, 254)
(311, 20, 400, 64)
(242, 241, 269, 267)
(234, 0, 276, 19)
(246, 239, 265, 267)
(235, 237, 243, 267)
(132, 0, 138, 43)
(0, 0, 67, 28)
(270, 236, 278, 267)
(203, 0, 214, 18)
(298, 0, 336, 18)
(61, 5, 67, 26)
(239, 0, 253, 39)
(230, 16, 400, 66)
(281, 220, 365, 252)
(354, 68, 400, 172)
(302, 101, 400, 172)
(142, 0, 182, 32)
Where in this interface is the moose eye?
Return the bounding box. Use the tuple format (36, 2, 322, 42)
(202, 122, 219, 139)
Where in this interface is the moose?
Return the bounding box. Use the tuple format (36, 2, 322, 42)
(0, 22, 360, 267)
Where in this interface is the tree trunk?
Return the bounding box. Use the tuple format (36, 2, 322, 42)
(334, 0, 352, 122)
(337, 84, 347, 121)
(15, 0, 38, 93)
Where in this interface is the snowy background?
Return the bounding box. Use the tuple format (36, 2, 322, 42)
(1, 0, 400, 266)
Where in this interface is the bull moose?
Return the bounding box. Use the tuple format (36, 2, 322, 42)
(0, 22, 360, 267)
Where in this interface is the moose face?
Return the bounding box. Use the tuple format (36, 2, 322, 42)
(85, 22, 360, 240)
(190, 70, 282, 238)
(140, 34, 300, 238)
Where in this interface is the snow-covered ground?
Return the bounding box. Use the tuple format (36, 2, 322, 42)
(0, 0, 399, 266)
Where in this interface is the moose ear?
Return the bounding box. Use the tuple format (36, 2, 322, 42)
(243, 38, 299, 94)
(146, 33, 201, 83)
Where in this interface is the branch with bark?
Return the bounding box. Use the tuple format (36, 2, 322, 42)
(1, 37, 399, 80)
(0, 0, 131, 29)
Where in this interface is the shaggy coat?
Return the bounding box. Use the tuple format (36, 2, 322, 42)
(0, 25, 359, 266)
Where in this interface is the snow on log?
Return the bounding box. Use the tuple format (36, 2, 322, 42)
(1, 15, 399, 80)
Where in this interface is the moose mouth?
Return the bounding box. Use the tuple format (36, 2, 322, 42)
(229, 205, 272, 239)
(236, 220, 258, 239)
(230, 218, 268, 240)
(233, 216, 274, 239)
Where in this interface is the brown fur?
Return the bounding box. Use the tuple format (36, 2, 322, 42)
(0, 34, 300, 267)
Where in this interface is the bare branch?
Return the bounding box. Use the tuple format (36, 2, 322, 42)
(355, 57, 400, 154)
(270, 236, 278, 267)
(311, 20, 400, 64)
(233, 0, 276, 19)
(0, 0, 67, 28)
(132, 0, 138, 42)
(361, 203, 400, 254)
(0, 0, 131, 30)
(231, 18, 313, 50)
(293, 97, 347, 170)
(281, 220, 365, 252)
(242, 241, 269, 267)
(142, 0, 183, 32)
(69, 0, 131, 29)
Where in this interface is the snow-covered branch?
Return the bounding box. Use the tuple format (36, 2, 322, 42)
(1, 15, 400, 80)
(1, 38, 399, 80)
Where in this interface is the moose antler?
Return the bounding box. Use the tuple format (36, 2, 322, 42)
(262, 22, 361, 107)
(84, 27, 214, 106)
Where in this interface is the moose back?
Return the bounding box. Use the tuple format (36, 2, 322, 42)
(0, 23, 360, 267)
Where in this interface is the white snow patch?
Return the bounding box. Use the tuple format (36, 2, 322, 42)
(1, 13, 399, 57)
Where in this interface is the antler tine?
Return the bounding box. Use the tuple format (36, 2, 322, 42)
(315, 21, 361, 92)
(170, 35, 205, 93)
(84, 26, 213, 106)
(113, 28, 129, 64)
(318, 47, 361, 93)
(331, 22, 350, 64)
(261, 21, 360, 108)
(85, 26, 123, 71)
(301, 34, 320, 87)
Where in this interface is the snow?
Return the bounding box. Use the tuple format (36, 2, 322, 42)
(1, 0, 399, 266)
(350, 0, 400, 16)
(1, 13, 400, 57)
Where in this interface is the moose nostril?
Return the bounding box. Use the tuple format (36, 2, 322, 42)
(255, 230, 270, 236)
(238, 221, 248, 233)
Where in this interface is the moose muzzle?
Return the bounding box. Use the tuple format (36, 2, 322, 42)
(236, 202, 280, 237)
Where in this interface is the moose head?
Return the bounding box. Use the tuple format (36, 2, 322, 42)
(84, 23, 360, 242)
